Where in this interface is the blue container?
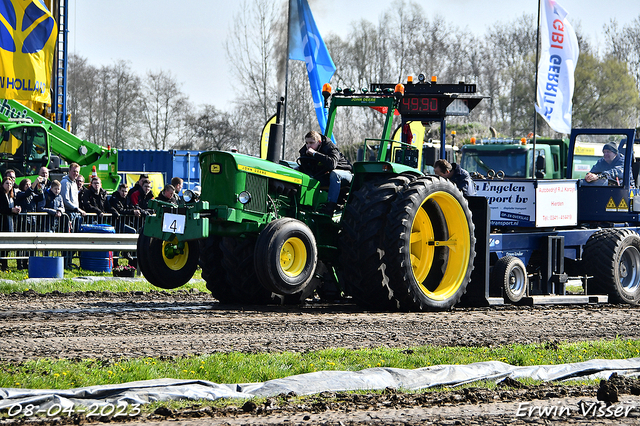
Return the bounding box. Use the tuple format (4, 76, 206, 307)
(28, 256, 64, 278)
(118, 149, 201, 194)
(79, 224, 115, 272)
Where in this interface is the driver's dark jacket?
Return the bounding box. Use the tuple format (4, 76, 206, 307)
(590, 154, 635, 187)
(298, 139, 352, 178)
(450, 163, 477, 196)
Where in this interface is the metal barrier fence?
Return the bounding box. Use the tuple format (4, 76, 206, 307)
(0, 212, 144, 265)
(5, 212, 145, 233)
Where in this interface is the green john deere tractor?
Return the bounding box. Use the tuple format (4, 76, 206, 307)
(138, 79, 483, 310)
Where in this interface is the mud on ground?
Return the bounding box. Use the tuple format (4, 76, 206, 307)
(1, 289, 640, 424)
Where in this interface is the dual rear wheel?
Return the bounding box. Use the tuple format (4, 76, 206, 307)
(584, 228, 640, 304)
(340, 176, 476, 311)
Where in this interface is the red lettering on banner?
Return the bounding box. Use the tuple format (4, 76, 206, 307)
(551, 19, 564, 49)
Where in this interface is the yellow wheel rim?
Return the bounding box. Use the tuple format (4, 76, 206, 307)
(410, 191, 471, 301)
(280, 237, 307, 278)
(162, 237, 189, 271)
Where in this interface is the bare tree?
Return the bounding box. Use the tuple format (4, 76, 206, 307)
(184, 105, 240, 152)
(68, 58, 141, 148)
(481, 15, 537, 136)
(383, 0, 424, 83)
(225, 0, 281, 123)
(67, 54, 97, 137)
(109, 61, 142, 149)
(139, 70, 189, 150)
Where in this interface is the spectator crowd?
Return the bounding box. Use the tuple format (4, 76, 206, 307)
(0, 164, 185, 270)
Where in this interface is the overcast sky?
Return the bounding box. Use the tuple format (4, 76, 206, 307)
(68, 0, 638, 110)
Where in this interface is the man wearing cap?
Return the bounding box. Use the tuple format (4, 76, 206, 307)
(585, 142, 633, 187)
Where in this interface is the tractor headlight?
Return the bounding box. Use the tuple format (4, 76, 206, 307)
(183, 189, 199, 203)
(238, 191, 252, 204)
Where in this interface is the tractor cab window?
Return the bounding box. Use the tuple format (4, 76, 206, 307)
(460, 146, 528, 178)
(572, 134, 628, 186)
(534, 149, 546, 178)
(0, 126, 47, 177)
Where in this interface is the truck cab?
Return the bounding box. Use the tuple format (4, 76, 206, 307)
(567, 128, 639, 223)
(460, 137, 568, 179)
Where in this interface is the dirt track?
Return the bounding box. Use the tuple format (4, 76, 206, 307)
(2, 288, 640, 424)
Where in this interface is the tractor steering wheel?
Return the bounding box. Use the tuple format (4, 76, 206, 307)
(296, 155, 315, 168)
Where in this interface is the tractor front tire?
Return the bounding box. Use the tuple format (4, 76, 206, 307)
(144, 236, 200, 289)
(583, 229, 640, 304)
(254, 218, 317, 295)
(136, 232, 153, 281)
(383, 176, 475, 311)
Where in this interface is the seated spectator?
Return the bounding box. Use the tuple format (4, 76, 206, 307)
(77, 174, 86, 201)
(37, 180, 66, 232)
(130, 179, 154, 215)
(171, 177, 183, 198)
(82, 177, 117, 222)
(126, 174, 149, 205)
(156, 184, 177, 203)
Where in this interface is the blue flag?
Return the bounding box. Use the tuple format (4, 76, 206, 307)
(289, 0, 336, 133)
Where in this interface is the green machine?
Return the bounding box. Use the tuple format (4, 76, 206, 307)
(139, 79, 484, 311)
(0, 99, 119, 191)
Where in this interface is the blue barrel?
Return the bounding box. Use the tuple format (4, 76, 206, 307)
(79, 224, 115, 272)
(28, 256, 64, 278)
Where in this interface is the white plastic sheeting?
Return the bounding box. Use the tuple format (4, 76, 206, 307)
(1, 358, 640, 411)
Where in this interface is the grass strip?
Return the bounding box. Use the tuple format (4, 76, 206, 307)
(0, 267, 206, 293)
(1, 338, 639, 390)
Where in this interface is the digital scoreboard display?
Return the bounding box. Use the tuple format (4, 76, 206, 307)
(399, 96, 442, 115)
(398, 96, 471, 117)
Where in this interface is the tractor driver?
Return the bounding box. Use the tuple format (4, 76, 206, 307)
(298, 130, 352, 215)
(434, 159, 477, 196)
(584, 142, 634, 187)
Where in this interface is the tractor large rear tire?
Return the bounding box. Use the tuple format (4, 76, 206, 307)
(339, 176, 413, 310)
(383, 176, 475, 311)
(583, 229, 640, 304)
(219, 236, 275, 305)
(200, 236, 236, 303)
